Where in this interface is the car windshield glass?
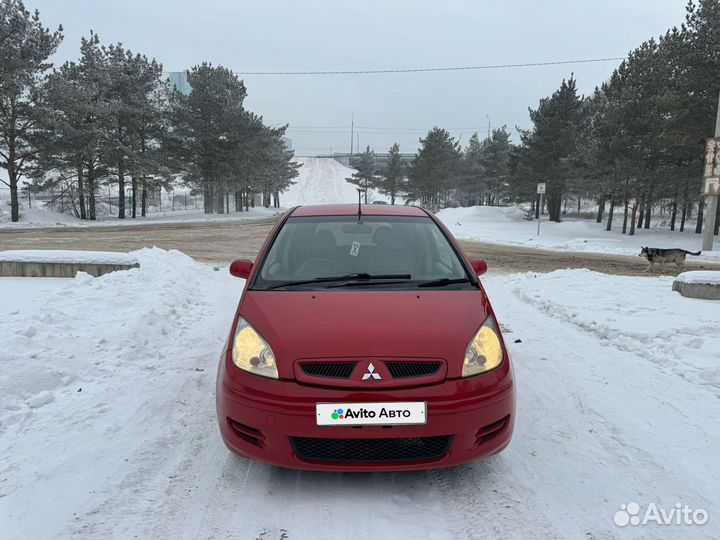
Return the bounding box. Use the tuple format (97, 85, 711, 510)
(253, 215, 472, 290)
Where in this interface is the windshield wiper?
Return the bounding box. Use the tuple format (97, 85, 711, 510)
(325, 276, 413, 288)
(265, 273, 411, 290)
(416, 277, 472, 288)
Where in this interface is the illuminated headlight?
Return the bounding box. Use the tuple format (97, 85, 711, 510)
(463, 315, 504, 377)
(231, 317, 278, 379)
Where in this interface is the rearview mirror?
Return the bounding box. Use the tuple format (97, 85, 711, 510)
(229, 259, 253, 279)
(470, 258, 488, 276)
(341, 223, 373, 234)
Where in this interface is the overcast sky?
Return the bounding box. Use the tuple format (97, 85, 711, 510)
(27, 0, 687, 156)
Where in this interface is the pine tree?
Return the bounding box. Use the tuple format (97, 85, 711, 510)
(347, 146, 376, 203)
(30, 61, 93, 218)
(407, 128, 461, 209)
(30, 33, 108, 220)
(461, 133, 485, 205)
(0, 0, 62, 222)
(225, 113, 299, 211)
(478, 127, 512, 206)
(680, 0, 720, 234)
(378, 143, 404, 204)
(127, 59, 167, 218)
(519, 77, 588, 222)
(167, 64, 247, 214)
(102, 43, 164, 219)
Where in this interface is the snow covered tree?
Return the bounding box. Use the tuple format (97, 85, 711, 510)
(347, 145, 376, 203)
(0, 0, 62, 222)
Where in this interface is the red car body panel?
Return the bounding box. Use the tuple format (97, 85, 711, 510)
(216, 204, 516, 471)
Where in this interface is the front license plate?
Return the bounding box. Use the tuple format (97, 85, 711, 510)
(316, 402, 427, 426)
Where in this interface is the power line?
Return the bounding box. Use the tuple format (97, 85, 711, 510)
(284, 125, 494, 132)
(232, 57, 623, 76)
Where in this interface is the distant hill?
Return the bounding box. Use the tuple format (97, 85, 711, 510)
(280, 157, 387, 207)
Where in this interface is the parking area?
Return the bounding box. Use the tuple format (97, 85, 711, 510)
(1, 218, 713, 275)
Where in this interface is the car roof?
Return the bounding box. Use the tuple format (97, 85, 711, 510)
(290, 204, 428, 217)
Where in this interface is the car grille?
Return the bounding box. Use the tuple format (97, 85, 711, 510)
(298, 360, 442, 381)
(291, 435, 453, 463)
(299, 361, 356, 379)
(385, 361, 441, 379)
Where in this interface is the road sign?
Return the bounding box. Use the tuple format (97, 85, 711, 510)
(704, 177, 719, 195)
(703, 137, 720, 179)
(536, 184, 546, 236)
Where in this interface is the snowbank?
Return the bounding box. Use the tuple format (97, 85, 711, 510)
(0, 207, 82, 228)
(0, 249, 137, 265)
(0, 248, 246, 537)
(437, 205, 720, 264)
(675, 270, 720, 284)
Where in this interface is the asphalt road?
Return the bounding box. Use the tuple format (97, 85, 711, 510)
(0, 217, 715, 275)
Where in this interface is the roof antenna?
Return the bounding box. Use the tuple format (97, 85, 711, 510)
(356, 188, 363, 222)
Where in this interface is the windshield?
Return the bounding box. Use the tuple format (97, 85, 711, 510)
(253, 215, 472, 290)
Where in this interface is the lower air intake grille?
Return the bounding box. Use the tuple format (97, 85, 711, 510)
(291, 436, 452, 463)
(385, 361, 441, 379)
(299, 362, 356, 379)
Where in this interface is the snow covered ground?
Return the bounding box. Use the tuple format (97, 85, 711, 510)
(1, 250, 718, 539)
(0, 250, 137, 265)
(0, 157, 374, 229)
(437, 205, 720, 263)
(0, 205, 280, 229)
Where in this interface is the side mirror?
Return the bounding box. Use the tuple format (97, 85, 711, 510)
(470, 258, 488, 276)
(229, 259, 253, 279)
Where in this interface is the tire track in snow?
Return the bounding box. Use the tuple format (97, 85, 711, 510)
(484, 275, 720, 539)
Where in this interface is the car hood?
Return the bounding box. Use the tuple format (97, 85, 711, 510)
(237, 290, 490, 377)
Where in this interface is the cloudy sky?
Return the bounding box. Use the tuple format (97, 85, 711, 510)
(28, 0, 687, 156)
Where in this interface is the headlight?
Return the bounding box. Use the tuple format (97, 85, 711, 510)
(463, 315, 503, 377)
(231, 317, 278, 379)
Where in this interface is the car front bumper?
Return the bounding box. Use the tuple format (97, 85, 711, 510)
(216, 354, 515, 472)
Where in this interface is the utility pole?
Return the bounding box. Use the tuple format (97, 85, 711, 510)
(485, 114, 491, 139)
(349, 113, 354, 166)
(701, 90, 720, 252)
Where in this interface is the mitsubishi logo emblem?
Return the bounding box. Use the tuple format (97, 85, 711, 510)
(362, 362, 382, 381)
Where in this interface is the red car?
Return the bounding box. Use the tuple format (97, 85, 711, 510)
(216, 204, 515, 471)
